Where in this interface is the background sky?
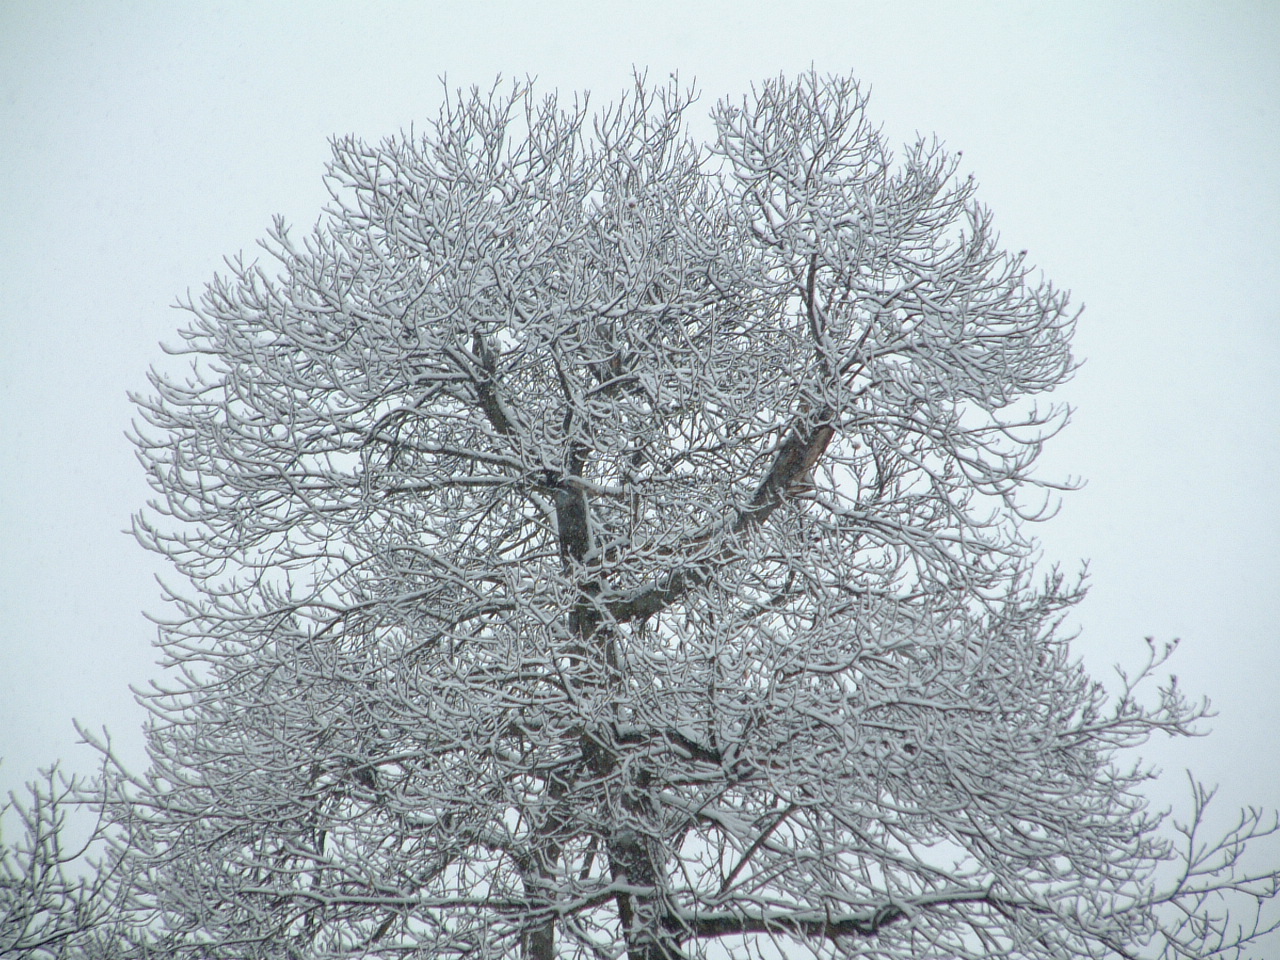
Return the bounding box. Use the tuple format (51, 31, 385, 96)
(2, 0, 1277, 898)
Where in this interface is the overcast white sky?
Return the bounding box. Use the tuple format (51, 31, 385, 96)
(1, 0, 1277, 867)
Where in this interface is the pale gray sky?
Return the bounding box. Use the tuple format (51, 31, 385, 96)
(1, 0, 1277, 861)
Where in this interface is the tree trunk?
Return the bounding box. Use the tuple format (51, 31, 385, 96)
(610, 822, 686, 960)
(523, 921, 555, 960)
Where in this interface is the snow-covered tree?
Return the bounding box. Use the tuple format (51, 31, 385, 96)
(0, 766, 129, 959)
(26, 73, 1276, 959)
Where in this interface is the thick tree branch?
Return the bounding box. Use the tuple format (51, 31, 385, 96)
(608, 416, 835, 623)
(685, 890, 1037, 941)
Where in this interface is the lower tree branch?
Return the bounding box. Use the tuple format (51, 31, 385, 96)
(684, 889, 1036, 942)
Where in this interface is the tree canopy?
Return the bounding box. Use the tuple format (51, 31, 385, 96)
(3, 72, 1277, 960)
